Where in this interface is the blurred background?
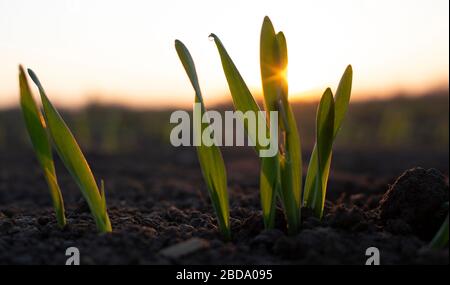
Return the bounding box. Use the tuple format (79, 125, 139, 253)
(0, 0, 448, 180)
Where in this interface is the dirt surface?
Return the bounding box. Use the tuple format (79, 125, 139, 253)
(0, 149, 448, 265)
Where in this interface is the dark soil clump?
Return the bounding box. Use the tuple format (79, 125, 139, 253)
(379, 167, 449, 240)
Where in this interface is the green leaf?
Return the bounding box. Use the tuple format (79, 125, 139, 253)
(259, 18, 284, 230)
(275, 32, 288, 75)
(279, 101, 302, 233)
(260, 16, 280, 113)
(276, 31, 302, 205)
(18, 65, 66, 228)
(430, 214, 449, 249)
(27, 68, 112, 233)
(303, 146, 318, 206)
(306, 88, 334, 218)
(303, 66, 353, 218)
(259, 154, 279, 229)
(333, 65, 353, 138)
(210, 33, 278, 229)
(316, 89, 334, 179)
(264, 25, 302, 234)
(175, 40, 230, 239)
(43, 169, 66, 227)
(209, 33, 261, 150)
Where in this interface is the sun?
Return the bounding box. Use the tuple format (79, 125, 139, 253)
(280, 67, 288, 84)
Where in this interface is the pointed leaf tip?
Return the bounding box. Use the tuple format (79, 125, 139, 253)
(27, 68, 43, 90)
(174, 39, 182, 48)
(346, 64, 353, 72)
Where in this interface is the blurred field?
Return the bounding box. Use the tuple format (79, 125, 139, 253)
(0, 90, 448, 177)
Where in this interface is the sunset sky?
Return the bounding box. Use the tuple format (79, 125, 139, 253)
(0, 0, 448, 108)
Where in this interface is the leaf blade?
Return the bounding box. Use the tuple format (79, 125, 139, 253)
(209, 33, 261, 150)
(307, 88, 334, 218)
(274, 30, 302, 234)
(19, 65, 66, 228)
(211, 33, 278, 229)
(27, 68, 111, 233)
(175, 40, 230, 238)
(260, 16, 279, 112)
(303, 66, 353, 218)
(333, 65, 353, 138)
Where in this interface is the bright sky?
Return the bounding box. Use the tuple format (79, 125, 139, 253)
(0, 0, 448, 108)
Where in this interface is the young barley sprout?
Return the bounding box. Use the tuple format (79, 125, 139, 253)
(175, 40, 231, 239)
(303, 66, 353, 219)
(26, 68, 112, 233)
(211, 17, 353, 228)
(260, 17, 302, 234)
(210, 32, 279, 230)
(210, 17, 309, 234)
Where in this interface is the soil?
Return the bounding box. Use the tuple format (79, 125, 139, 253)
(0, 148, 448, 265)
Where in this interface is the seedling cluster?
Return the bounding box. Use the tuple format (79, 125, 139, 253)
(19, 66, 112, 233)
(176, 16, 353, 237)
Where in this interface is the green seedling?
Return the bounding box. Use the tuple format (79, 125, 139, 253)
(261, 18, 302, 233)
(210, 32, 279, 230)
(303, 65, 353, 218)
(177, 16, 352, 233)
(20, 67, 112, 233)
(19, 65, 66, 228)
(210, 17, 307, 233)
(429, 214, 449, 249)
(175, 40, 231, 239)
(212, 17, 352, 229)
